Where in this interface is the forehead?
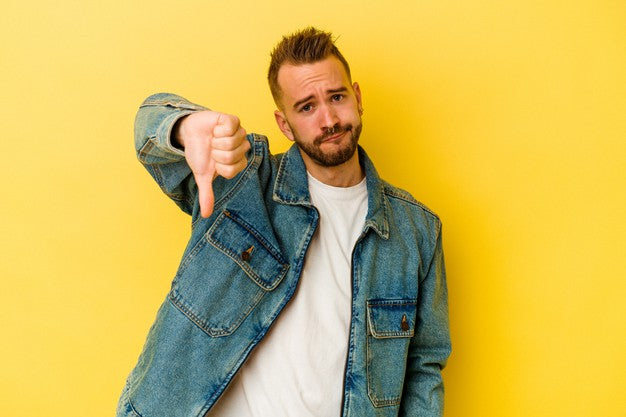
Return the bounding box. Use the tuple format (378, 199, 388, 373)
(277, 57, 351, 103)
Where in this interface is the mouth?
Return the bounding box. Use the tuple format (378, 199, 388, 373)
(318, 126, 350, 144)
(322, 130, 346, 143)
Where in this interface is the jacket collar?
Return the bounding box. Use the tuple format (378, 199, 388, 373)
(272, 144, 390, 239)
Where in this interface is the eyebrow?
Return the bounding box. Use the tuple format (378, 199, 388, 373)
(292, 87, 349, 110)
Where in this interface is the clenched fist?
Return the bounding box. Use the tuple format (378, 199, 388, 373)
(174, 111, 250, 218)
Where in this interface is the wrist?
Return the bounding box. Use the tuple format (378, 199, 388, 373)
(172, 115, 189, 150)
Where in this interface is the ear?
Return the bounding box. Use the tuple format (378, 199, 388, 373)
(352, 82, 363, 114)
(274, 110, 295, 141)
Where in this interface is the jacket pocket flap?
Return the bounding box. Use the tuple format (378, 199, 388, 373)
(367, 299, 417, 339)
(207, 210, 289, 290)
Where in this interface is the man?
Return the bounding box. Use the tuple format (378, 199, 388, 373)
(117, 27, 450, 417)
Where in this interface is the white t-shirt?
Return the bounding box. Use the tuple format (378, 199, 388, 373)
(206, 173, 368, 417)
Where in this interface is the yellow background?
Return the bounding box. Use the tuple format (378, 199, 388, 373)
(1, 1, 624, 416)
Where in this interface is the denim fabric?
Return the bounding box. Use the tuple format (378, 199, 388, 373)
(117, 93, 451, 417)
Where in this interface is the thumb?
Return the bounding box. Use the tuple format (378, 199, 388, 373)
(196, 161, 216, 218)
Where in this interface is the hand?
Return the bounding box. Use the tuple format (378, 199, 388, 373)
(175, 111, 250, 218)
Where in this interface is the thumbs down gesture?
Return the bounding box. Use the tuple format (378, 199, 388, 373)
(173, 110, 250, 218)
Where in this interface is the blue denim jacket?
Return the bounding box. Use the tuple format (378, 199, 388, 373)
(117, 93, 451, 417)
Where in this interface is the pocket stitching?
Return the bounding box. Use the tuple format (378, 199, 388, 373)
(366, 331, 403, 407)
(168, 211, 287, 336)
(168, 288, 264, 337)
(367, 301, 416, 339)
(366, 299, 417, 407)
(207, 212, 289, 291)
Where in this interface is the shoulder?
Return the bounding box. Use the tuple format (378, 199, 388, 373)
(247, 133, 285, 168)
(381, 179, 442, 235)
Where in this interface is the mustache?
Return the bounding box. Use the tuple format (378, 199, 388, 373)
(315, 124, 352, 144)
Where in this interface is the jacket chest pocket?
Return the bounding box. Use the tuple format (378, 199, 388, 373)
(169, 211, 289, 337)
(366, 299, 417, 407)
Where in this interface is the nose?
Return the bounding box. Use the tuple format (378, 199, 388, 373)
(318, 103, 339, 130)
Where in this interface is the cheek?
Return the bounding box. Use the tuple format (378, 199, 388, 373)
(293, 118, 318, 135)
(340, 107, 361, 124)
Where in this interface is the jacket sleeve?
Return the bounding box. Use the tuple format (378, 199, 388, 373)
(400, 222, 451, 417)
(134, 92, 210, 215)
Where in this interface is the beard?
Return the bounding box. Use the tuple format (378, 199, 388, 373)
(291, 121, 363, 167)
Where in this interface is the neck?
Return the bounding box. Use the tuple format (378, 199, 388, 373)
(300, 149, 364, 187)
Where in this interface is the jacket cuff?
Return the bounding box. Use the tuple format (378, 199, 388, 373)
(156, 110, 197, 158)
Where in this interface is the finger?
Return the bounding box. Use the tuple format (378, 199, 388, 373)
(198, 174, 215, 218)
(210, 141, 250, 165)
(195, 163, 216, 218)
(213, 114, 240, 138)
(215, 158, 248, 179)
(212, 126, 247, 151)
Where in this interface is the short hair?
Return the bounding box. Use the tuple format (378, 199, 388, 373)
(268, 27, 352, 107)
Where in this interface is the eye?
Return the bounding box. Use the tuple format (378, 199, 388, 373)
(331, 94, 344, 102)
(300, 103, 313, 112)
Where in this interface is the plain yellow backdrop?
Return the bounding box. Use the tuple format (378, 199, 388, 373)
(1, 1, 624, 416)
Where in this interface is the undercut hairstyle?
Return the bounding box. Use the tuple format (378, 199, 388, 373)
(268, 27, 352, 108)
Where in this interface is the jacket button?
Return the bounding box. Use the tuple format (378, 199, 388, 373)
(401, 314, 409, 331)
(241, 246, 254, 261)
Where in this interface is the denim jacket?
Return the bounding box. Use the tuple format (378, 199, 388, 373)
(117, 93, 451, 417)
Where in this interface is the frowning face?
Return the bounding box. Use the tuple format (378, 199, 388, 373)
(274, 56, 363, 169)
